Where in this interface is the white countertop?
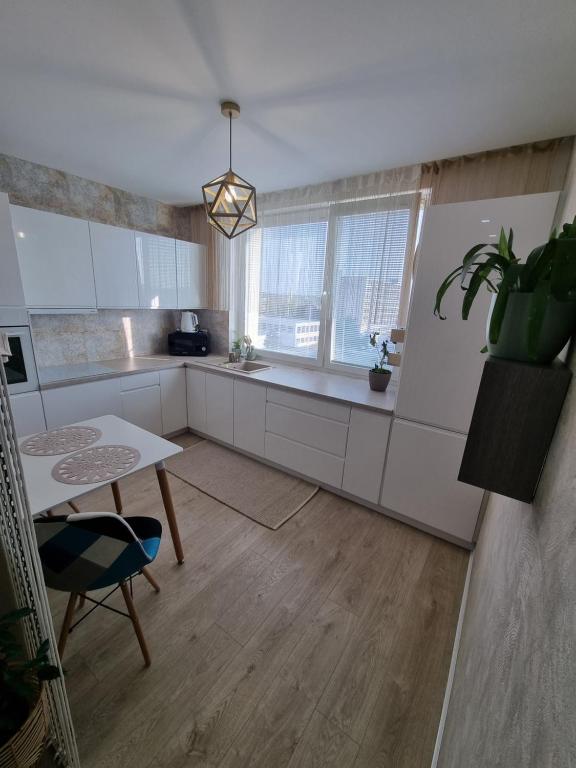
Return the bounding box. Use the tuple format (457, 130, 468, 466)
(38, 354, 396, 414)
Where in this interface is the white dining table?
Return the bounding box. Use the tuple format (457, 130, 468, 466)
(19, 414, 185, 563)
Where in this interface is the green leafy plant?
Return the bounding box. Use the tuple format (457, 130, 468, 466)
(0, 607, 60, 746)
(434, 218, 576, 358)
(369, 332, 392, 373)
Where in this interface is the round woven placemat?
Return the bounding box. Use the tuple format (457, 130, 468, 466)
(21, 426, 102, 456)
(51, 444, 141, 485)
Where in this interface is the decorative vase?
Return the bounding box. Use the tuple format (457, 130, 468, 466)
(369, 369, 392, 392)
(0, 686, 48, 768)
(487, 292, 576, 364)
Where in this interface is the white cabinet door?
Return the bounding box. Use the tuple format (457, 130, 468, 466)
(265, 433, 345, 488)
(9, 391, 46, 437)
(234, 380, 266, 457)
(205, 372, 234, 444)
(0, 194, 25, 307)
(160, 368, 187, 435)
(90, 222, 139, 308)
(186, 367, 207, 432)
(342, 408, 391, 503)
(11, 205, 96, 308)
(380, 419, 483, 543)
(42, 378, 122, 429)
(396, 192, 560, 434)
(176, 240, 207, 309)
(135, 232, 177, 309)
(120, 385, 163, 435)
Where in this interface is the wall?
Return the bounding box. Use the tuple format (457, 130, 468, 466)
(438, 144, 576, 767)
(0, 153, 191, 240)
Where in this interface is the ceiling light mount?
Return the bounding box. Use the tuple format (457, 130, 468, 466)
(201, 100, 257, 240)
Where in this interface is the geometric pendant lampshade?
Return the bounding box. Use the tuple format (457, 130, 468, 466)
(202, 102, 257, 239)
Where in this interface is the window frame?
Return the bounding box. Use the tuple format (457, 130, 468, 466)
(242, 191, 422, 376)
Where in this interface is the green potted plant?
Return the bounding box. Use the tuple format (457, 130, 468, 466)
(434, 218, 576, 363)
(369, 333, 392, 391)
(0, 607, 60, 768)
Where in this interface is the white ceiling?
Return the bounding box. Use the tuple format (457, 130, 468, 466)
(1, 0, 575, 204)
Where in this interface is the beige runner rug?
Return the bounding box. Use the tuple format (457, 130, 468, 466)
(167, 439, 319, 530)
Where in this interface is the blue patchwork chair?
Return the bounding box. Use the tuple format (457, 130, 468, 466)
(34, 512, 162, 667)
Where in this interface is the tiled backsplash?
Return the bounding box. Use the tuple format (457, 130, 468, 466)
(31, 309, 229, 368)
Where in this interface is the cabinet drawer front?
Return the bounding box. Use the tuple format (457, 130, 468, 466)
(120, 371, 160, 391)
(266, 388, 350, 423)
(266, 403, 348, 457)
(265, 433, 344, 488)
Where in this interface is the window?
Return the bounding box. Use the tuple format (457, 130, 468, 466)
(244, 193, 418, 371)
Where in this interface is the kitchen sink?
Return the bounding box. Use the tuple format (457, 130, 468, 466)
(218, 361, 272, 373)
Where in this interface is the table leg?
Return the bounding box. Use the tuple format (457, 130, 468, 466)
(155, 461, 184, 564)
(111, 481, 123, 514)
(68, 501, 81, 514)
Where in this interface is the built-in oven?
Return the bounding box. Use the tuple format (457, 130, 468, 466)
(0, 326, 39, 394)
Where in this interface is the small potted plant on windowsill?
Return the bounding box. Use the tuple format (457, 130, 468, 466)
(434, 218, 576, 364)
(0, 607, 60, 768)
(369, 333, 392, 392)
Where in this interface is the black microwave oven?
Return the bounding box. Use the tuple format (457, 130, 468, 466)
(168, 330, 210, 356)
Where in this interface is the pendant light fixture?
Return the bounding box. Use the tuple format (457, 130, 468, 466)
(202, 101, 257, 239)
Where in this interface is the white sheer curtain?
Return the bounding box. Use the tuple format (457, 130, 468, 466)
(231, 164, 422, 371)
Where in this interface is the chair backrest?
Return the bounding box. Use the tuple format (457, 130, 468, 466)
(35, 512, 154, 592)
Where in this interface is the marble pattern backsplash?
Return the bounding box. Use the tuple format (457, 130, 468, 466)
(31, 309, 229, 368)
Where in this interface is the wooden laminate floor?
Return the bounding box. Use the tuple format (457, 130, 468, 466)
(47, 433, 468, 768)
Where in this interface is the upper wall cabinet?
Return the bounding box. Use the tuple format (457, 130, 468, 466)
(0, 193, 25, 307)
(176, 240, 207, 309)
(395, 192, 560, 435)
(90, 222, 139, 308)
(135, 232, 178, 309)
(11, 205, 96, 309)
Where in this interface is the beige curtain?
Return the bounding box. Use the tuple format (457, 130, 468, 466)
(421, 137, 573, 204)
(190, 205, 230, 310)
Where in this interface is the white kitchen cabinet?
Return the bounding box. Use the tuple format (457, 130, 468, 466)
(42, 378, 122, 429)
(160, 368, 187, 435)
(0, 193, 25, 307)
(90, 222, 139, 308)
(9, 391, 46, 437)
(205, 372, 234, 444)
(135, 232, 177, 309)
(234, 380, 266, 457)
(342, 408, 391, 503)
(396, 192, 560, 434)
(265, 432, 345, 488)
(186, 367, 207, 432)
(11, 205, 96, 308)
(176, 240, 207, 309)
(380, 419, 483, 543)
(266, 402, 349, 457)
(120, 385, 163, 435)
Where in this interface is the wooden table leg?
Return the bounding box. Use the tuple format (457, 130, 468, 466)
(155, 461, 184, 564)
(111, 481, 123, 514)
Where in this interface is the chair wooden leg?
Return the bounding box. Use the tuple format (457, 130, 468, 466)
(111, 481, 123, 514)
(141, 566, 160, 593)
(77, 593, 86, 610)
(68, 501, 81, 514)
(58, 593, 78, 660)
(120, 582, 151, 667)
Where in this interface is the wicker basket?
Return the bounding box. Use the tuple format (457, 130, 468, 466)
(0, 686, 48, 768)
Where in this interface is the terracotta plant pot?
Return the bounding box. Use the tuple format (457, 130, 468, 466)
(369, 369, 391, 392)
(0, 686, 48, 768)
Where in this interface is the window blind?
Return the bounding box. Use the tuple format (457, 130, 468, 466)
(330, 206, 412, 368)
(246, 218, 328, 359)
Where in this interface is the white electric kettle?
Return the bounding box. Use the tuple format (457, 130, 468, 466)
(180, 311, 199, 333)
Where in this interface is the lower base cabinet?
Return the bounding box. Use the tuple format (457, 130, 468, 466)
(234, 380, 266, 457)
(205, 372, 234, 444)
(342, 408, 391, 503)
(265, 432, 345, 488)
(9, 391, 46, 437)
(120, 385, 163, 435)
(42, 378, 122, 429)
(380, 418, 483, 543)
(159, 368, 187, 434)
(186, 367, 207, 432)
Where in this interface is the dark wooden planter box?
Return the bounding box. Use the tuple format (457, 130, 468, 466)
(458, 357, 572, 503)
